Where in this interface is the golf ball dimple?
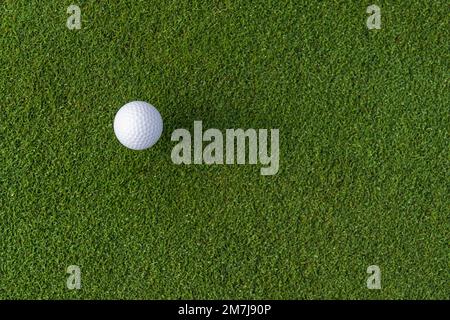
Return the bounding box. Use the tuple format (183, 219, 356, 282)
(114, 101, 163, 150)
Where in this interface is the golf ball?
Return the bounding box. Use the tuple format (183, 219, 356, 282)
(114, 101, 163, 150)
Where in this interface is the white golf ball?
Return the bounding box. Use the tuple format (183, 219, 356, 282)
(114, 101, 163, 150)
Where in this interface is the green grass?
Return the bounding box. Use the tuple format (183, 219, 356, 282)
(0, 0, 448, 299)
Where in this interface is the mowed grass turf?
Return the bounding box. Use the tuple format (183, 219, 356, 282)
(0, 0, 448, 299)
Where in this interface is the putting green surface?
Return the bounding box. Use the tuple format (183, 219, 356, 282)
(0, 1, 448, 299)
